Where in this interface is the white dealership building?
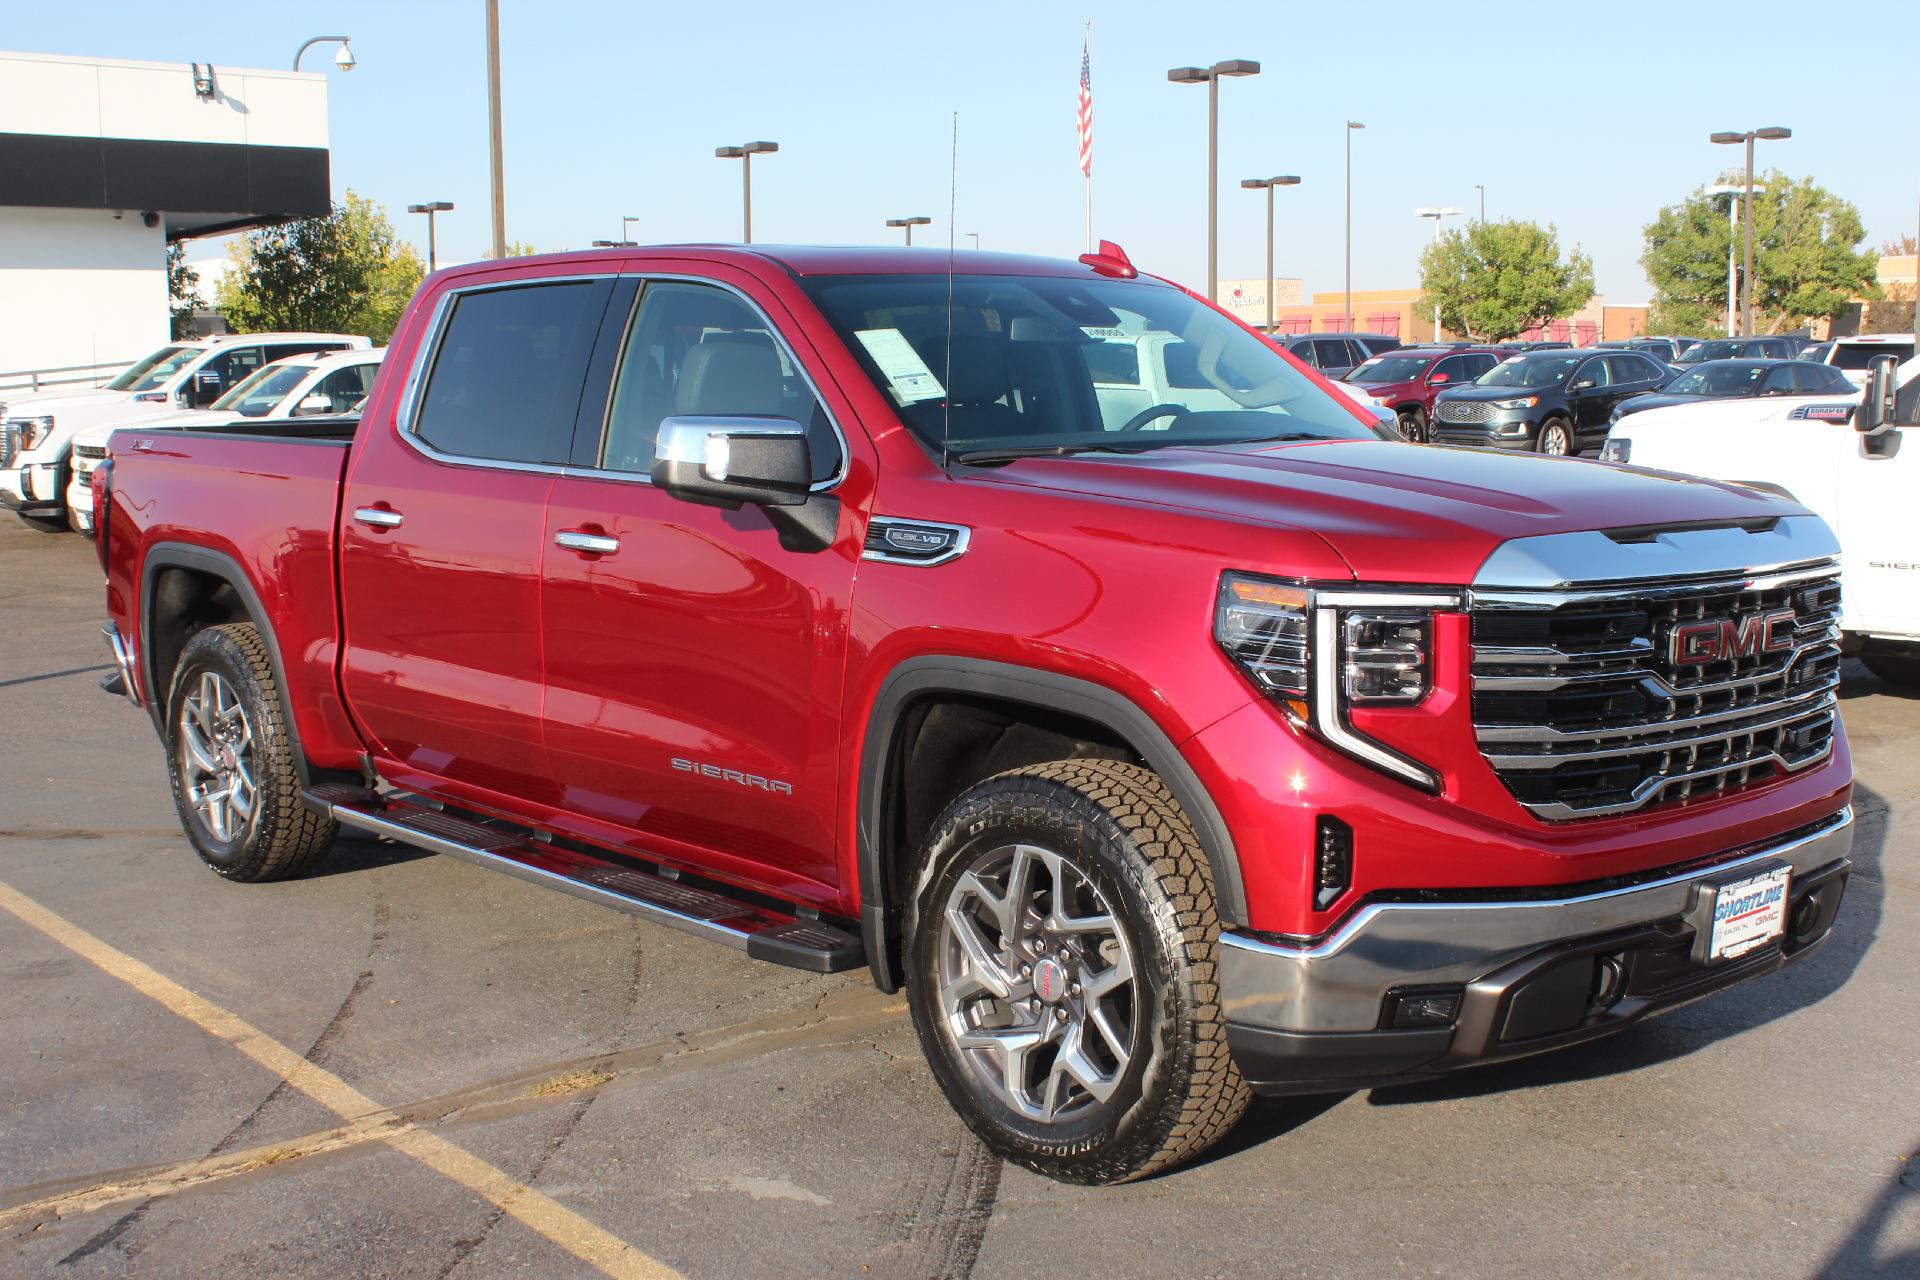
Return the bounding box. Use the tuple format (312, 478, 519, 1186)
(0, 51, 331, 388)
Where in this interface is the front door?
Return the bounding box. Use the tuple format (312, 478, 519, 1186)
(540, 275, 858, 900)
(340, 275, 616, 807)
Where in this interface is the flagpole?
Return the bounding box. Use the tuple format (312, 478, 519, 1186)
(1083, 21, 1093, 253)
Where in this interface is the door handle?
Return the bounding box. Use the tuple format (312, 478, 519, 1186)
(555, 529, 620, 556)
(353, 506, 404, 528)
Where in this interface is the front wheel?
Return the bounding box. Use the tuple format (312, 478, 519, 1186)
(1537, 418, 1573, 455)
(904, 759, 1250, 1184)
(165, 623, 337, 881)
(1396, 407, 1429, 443)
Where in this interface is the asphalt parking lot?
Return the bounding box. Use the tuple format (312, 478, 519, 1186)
(1, 513, 1916, 1280)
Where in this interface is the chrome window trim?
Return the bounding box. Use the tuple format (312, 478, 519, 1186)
(862, 516, 972, 567)
(394, 270, 851, 493)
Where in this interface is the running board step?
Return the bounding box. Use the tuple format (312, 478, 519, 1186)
(305, 789, 863, 973)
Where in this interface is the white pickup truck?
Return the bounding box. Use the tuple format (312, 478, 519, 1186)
(63, 348, 383, 533)
(1601, 352, 1920, 685)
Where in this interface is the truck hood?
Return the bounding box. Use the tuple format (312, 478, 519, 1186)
(3, 387, 134, 417)
(981, 438, 1803, 584)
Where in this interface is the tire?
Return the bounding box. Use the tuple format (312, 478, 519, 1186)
(1861, 650, 1920, 690)
(1396, 407, 1429, 443)
(164, 622, 337, 881)
(1537, 418, 1572, 455)
(904, 759, 1250, 1184)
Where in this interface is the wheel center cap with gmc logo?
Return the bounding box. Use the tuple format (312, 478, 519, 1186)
(1032, 957, 1068, 1003)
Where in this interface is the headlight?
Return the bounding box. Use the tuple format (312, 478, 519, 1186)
(1216, 573, 1461, 789)
(1601, 438, 1631, 463)
(18, 415, 55, 450)
(1490, 396, 1538, 410)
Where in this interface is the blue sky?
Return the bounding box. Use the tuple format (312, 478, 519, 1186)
(12, 1, 1916, 301)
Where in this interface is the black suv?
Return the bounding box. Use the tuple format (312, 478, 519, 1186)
(1431, 348, 1672, 455)
(1670, 336, 1799, 366)
(1274, 332, 1400, 379)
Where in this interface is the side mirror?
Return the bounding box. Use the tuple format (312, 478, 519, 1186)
(1571, 378, 1597, 391)
(1426, 372, 1450, 385)
(1858, 354, 1899, 434)
(292, 394, 334, 417)
(653, 416, 811, 509)
(190, 369, 223, 406)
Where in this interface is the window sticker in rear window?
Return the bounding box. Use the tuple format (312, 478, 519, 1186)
(855, 328, 946, 404)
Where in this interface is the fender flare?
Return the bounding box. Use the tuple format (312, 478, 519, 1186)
(855, 655, 1248, 991)
(139, 541, 315, 786)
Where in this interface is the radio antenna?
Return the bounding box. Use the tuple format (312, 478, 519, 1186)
(942, 110, 958, 475)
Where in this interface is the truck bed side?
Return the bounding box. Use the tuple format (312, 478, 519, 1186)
(102, 422, 366, 775)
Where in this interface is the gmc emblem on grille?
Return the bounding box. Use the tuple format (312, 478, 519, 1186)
(1668, 608, 1796, 666)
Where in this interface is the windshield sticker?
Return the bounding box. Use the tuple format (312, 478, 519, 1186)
(855, 328, 946, 403)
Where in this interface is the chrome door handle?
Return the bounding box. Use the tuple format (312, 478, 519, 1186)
(353, 506, 404, 528)
(555, 529, 620, 555)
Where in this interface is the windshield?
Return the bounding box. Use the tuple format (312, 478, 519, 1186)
(1477, 354, 1583, 388)
(801, 274, 1379, 461)
(1664, 363, 1767, 396)
(1348, 354, 1435, 384)
(123, 347, 203, 393)
(1832, 341, 1916, 370)
(107, 345, 191, 392)
(213, 362, 311, 415)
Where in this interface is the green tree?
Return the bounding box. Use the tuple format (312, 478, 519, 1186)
(216, 192, 424, 343)
(166, 242, 200, 340)
(1641, 171, 1880, 335)
(502, 240, 543, 258)
(1417, 219, 1595, 341)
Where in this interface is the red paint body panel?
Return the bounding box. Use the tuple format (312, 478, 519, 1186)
(101, 244, 1852, 942)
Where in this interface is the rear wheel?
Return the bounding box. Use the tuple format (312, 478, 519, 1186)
(1396, 407, 1429, 443)
(165, 623, 337, 881)
(1537, 418, 1572, 455)
(905, 759, 1249, 1184)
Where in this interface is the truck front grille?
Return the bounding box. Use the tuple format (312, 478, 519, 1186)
(1469, 561, 1842, 821)
(0, 422, 19, 468)
(71, 443, 106, 476)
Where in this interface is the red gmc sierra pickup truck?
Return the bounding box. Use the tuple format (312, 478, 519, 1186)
(93, 243, 1854, 1184)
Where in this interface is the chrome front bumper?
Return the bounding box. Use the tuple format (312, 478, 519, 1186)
(102, 623, 142, 706)
(1221, 806, 1855, 1035)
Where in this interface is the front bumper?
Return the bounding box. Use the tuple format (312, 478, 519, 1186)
(1431, 422, 1536, 450)
(65, 474, 94, 532)
(1, 462, 67, 517)
(1221, 807, 1853, 1094)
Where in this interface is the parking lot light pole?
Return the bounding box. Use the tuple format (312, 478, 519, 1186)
(1168, 60, 1262, 301)
(406, 202, 454, 271)
(1704, 182, 1757, 338)
(1415, 208, 1461, 341)
(485, 0, 506, 260)
(1712, 127, 1790, 337)
(715, 142, 778, 243)
(1241, 176, 1301, 333)
(293, 36, 355, 72)
(886, 216, 932, 245)
(1473, 184, 1484, 223)
(1345, 121, 1364, 329)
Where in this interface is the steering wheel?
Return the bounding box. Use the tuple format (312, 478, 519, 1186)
(1116, 403, 1189, 433)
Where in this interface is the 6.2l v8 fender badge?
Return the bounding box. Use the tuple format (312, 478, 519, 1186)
(671, 757, 794, 796)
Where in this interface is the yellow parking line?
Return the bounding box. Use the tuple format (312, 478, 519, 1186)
(0, 880, 679, 1280)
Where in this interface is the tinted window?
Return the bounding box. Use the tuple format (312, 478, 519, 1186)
(602, 281, 837, 482)
(1312, 339, 1353, 369)
(1831, 340, 1916, 370)
(1760, 367, 1796, 394)
(1573, 358, 1609, 388)
(203, 345, 265, 392)
(312, 362, 376, 413)
(1461, 354, 1498, 379)
(1429, 356, 1468, 384)
(414, 281, 609, 464)
(1605, 354, 1657, 385)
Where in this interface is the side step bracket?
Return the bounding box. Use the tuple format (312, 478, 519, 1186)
(304, 787, 864, 974)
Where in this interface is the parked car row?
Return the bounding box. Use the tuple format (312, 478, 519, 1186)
(1, 334, 375, 533)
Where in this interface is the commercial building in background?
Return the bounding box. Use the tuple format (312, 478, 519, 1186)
(1216, 276, 1304, 330)
(0, 51, 330, 391)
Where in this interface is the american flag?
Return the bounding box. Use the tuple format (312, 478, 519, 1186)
(1077, 32, 1092, 178)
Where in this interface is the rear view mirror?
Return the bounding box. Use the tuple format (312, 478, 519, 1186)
(1858, 354, 1899, 434)
(654, 416, 811, 509)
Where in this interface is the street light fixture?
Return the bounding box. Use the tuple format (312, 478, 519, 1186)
(1344, 121, 1365, 330)
(885, 216, 932, 245)
(1240, 176, 1301, 333)
(622, 215, 639, 243)
(968, 232, 981, 251)
(591, 240, 637, 248)
(715, 141, 779, 243)
(1705, 182, 1764, 337)
(1168, 59, 1262, 301)
(1415, 207, 1462, 340)
(293, 36, 355, 72)
(1711, 126, 1791, 337)
(406, 201, 454, 271)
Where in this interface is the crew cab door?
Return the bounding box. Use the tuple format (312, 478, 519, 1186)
(538, 271, 859, 901)
(339, 275, 618, 806)
(1834, 411, 1920, 639)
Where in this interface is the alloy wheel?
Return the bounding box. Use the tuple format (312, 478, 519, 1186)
(934, 842, 1137, 1124)
(1541, 423, 1571, 455)
(178, 670, 257, 843)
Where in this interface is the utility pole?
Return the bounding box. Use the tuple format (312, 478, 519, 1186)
(485, 0, 506, 259)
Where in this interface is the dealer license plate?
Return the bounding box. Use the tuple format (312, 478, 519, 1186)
(1706, 866, 1791, 962)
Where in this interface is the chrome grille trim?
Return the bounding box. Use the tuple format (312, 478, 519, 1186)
(0, 422, 19, 467)
(1435, 400, 1497, 423)
(1468, 543, 1843, 821)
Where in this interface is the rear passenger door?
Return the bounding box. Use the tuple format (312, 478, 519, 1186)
(538, 272, 860, 899)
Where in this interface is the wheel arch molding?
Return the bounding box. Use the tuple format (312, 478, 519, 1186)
(855, 655, 1248, 992)
(138, 541, 317, 786)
